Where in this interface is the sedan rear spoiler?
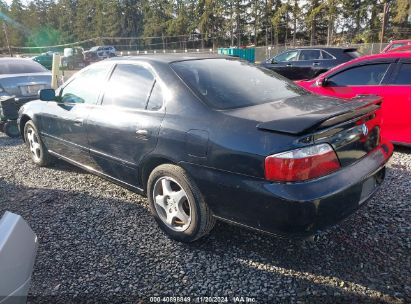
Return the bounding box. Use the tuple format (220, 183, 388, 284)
(257, 95, 382, 135)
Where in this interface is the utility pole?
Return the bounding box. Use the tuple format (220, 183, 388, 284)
(2, 22, 12, 57)
(380, 0, 391, 51)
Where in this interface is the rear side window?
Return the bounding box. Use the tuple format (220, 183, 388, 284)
(0, 60, 47, 74)
(393, 64, 411, 85)
(103, 64, 154, 109)
(171, 58, 309, 110)
(327, 64, 389, 86)
(299, 50, 321, 60)
(321, 51, 334, 59)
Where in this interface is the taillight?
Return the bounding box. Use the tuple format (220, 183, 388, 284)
(265, 144, 341, 182)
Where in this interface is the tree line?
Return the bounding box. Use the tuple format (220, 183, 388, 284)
(0, 0, 410, 51)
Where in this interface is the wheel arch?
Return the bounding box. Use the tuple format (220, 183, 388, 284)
(19, 114, 32, 140)
(140, 155, 177, 193)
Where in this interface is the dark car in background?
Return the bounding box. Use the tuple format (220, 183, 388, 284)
(0, 58, 51, 137)
(260, 47, 361, 80)
(18, 55, 392, 242)
(0, 58, 51, 101)
(31, 52, 54, 70)
(83, 46, 116, 65)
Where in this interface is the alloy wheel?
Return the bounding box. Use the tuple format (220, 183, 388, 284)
(26, 127, 42, 162)
(152, 176, 192, 232)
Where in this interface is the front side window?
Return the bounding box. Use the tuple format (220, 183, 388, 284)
(392, 63, 411, 85)
(327, 63, 390, 87)
(102, 64, 155, 109)
(60, 64, 110, 104)
(274, 50, 298, 62)
(171, 58, 309, 110)
(299, 50, 321, 61)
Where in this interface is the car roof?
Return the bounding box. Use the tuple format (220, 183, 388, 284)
(283, 47, 356, 51)
(389, 39, 411, 43)
(315, 51, 411, 78)
(344, 52, 411, 63)
(0, 57, 36, 62)
(387, 45, 411, 52)
(108, 54, 229, 64)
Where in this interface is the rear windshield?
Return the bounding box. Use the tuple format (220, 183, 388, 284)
(0, 60, 47, 74)
(171, 58, 309, 110)
(388, 43, 409, 51)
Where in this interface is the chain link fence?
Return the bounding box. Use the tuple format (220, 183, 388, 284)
(1, 37, 391, 64)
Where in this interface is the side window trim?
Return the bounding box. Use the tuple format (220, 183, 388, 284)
(381, 63, 400, 85)
(146, 80, 165, 111)
(96, 63, 117, 105)
(145, 80, 157, 110)
(386, 62, 411, 86)
(321, 50, 336, 60)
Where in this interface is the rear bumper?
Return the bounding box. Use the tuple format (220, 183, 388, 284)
(183, 142, 393, 236)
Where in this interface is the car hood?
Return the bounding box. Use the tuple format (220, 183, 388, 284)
(223, 94, 381, 135)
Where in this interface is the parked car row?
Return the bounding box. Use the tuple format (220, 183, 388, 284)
(29, 45, 117, 70)
(261, 39, 411, 81)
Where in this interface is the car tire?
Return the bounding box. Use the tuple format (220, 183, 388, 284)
(4, 121, 20, 138)
(147, 164, 216, 242)
(23, 120, 52, 167)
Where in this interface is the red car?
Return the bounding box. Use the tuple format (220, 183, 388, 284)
(387, 45, 411, 53)
(382, 39, 411, 53)
(296, 52, 411, 146)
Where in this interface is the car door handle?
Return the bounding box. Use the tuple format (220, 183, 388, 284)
(135, 129, 150, 140)
(312, 62, 320, 66)
(286, 63, 292, 67)
(136, 129, 148, 135)
(73, 118, 83, 126)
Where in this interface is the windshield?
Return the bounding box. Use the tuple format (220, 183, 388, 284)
(0, 60, 48, 74)
(171, 58, 309, 110)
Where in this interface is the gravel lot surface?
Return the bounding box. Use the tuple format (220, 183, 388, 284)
(0, 133, 410, 304)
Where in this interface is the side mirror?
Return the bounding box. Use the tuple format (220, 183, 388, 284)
(315, 77, 328, 87)
(39, 89, 56, 101)
(270, 58, 278, 64)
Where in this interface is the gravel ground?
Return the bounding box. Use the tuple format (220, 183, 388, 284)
(0, 133, 410, 304)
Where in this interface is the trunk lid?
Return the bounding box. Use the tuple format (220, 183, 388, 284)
(224, 95, 382, 167)
(0, 73, 51, 98)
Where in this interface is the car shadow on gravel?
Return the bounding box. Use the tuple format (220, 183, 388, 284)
(0, 164, 409, 303)
(394, 145, 411, 155)
(0, 135, 23, 147)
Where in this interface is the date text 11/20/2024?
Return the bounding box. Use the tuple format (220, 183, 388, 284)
(149, 296, 257, 303)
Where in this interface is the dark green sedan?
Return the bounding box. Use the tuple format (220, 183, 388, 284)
(32, 53, 53, 70)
